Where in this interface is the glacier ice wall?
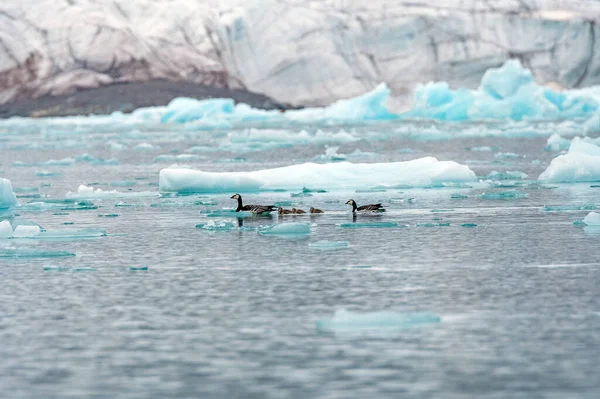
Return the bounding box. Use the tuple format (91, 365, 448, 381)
(2, 0, 600, 107)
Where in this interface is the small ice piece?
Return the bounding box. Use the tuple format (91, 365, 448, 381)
(479, 191, 528, 200)
(34, 228, 107, 239)
(206, 210, 254, 218)
(338, 222, 400, 228)
(36, 171, 63, 177)
(129, 266, 149, 271)
(133, 143, 159, 151)
(43, 265, 73, 271)
(194, 200, 218, 206)
(494, 152, 520, 159)
(0, 249, 76, 258)
(545, 134, 571, 151)
(13, 225, 41, 238)
(73, 267, 96, 272)
(290, 191, 312, 197)
(13, 187, 39, 193)
(308, 240, 350, 250)
(430, 209, 453, 213)
(197, 220, 237, 231)
(416, 222, 450, 227)
(0, 178, 19, 209)
(66, 184, 159, 199)
(259, 222, 311, 235)
(450, 193, 468, 199)
(543, 204, 597, 212)
(583, 212, 600, 226)
(108, 141, 127, 151)
(469, 146, 493, 152)
(461, 223, 478, 227)
(316, 309, 441, 331)
(0, 220, 13, 238)
(98, 214, 119, 217)
(486, 170, 528, 180)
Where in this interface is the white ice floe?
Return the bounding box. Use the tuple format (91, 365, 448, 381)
(539, 138, 600, 182)
(0, 178, 19, 209)
(159, 158, 476, 193)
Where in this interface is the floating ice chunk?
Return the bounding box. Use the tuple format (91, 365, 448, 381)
(0, 178, 19, 209)
(259, 222, 311, 235)
(205, 210, 254, 218)
(36, 171, 63, 177)
(196, 220, 237, 231)
(129, 266, 148, 271)
(133, 143, 159, 151)
(469, 146, 493, 152)
(22, 199, 97, 211)
(13, 225, 41, 237)
(316, 309, 440, 331)
(313, 146, 348, 162)
(160, 97, 234, 124)
(416, 222, 450, 227)
(583, 212, 600, 226)
(545, 134, 571, 151)
(0, 220, 12, 238)
(108, 141, 127, 151)
(543, 204, 597, 211)
(66, 185, 159, 199)
(76, 153, 119, 165)
(486, 170, 528, 180)
(309, 240, 350, 250)
(13, 158, 75, 167)
(540, 138, 600, 182)
(494, 152, 520, 159)
(33, 228, 107, 239)
(338, 222, 401, 229)
(479, 190, 528, 200)
(450, 193, 468, 199)
(0, 249, 76, 258)
(461, 223, 478, 227)
(159, 158, 476, 193)
(43, 265, 73, 271)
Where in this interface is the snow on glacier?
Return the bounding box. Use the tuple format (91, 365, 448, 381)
(158, 158, 476, 193)
(0, 178, 19, 209)
(539, 138, 600, 182)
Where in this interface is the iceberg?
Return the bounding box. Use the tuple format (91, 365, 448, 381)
(583, 212, 600, 226)
(0, 178, 19, 209)
(316, 309, 441, 331)
(403, 60, 598, 122)
(159, 158, 476, 193)
(539, 138, 600, 182)
(486, 171, 528, 180)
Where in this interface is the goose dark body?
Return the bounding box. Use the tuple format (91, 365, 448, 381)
(231, 194, 275, 214)
(345, 199, 385, 213)
(310, 207, 324, 214)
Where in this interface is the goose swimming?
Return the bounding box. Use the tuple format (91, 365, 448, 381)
(310, 207, 324, 214)
(345, 199, 385, 213)
(278, 207, 293, 215)
(230, 194, 275, 214)
(291, 208, 306, 214)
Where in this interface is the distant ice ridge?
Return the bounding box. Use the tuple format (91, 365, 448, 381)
(0, 178, 19, 209)
(539, 138, 600, 182)
(159, 158, 476, 193)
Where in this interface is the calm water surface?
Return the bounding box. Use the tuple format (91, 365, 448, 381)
(0, 121, 599, 398)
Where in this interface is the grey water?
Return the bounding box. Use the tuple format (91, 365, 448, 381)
(1, 121, 600, 398)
